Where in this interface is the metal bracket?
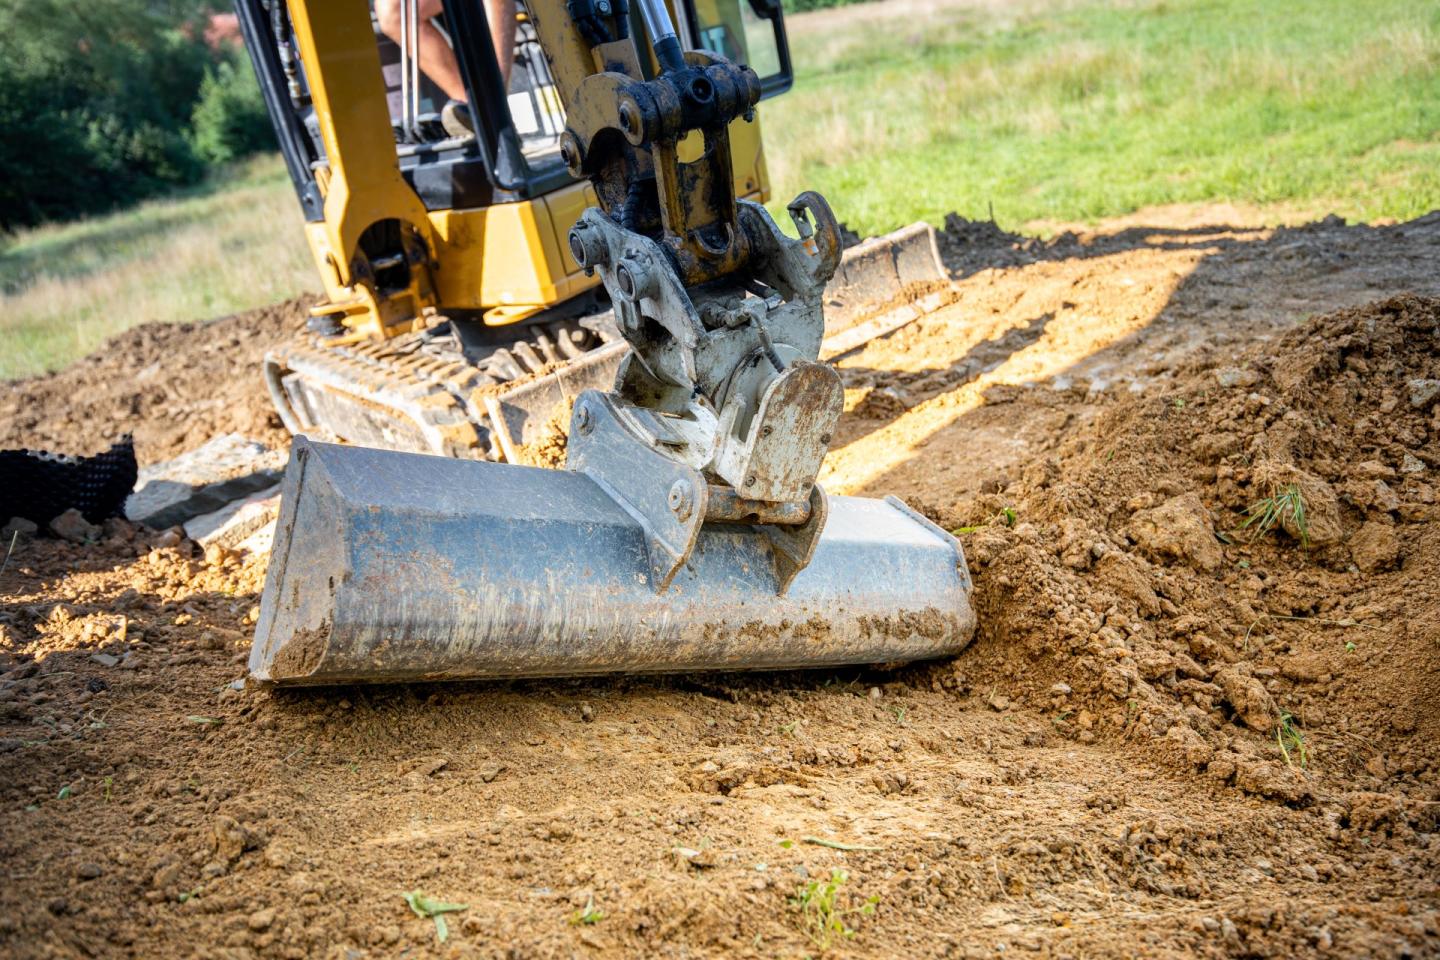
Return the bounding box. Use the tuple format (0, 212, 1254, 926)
(566, 390, 708, 592)
(761, 483, 829, 595)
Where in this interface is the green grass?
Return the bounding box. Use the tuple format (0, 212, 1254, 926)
(791, 868, 878, 950)
(1275, 710, 1308, 768)
(0, 155, 314, 380)
(763, 0, 1440, 234)
(3, 0, 1437, 380)
(1240, 483, 1309, 546)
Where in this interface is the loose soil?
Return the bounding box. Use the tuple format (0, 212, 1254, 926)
(2, 208, 1439, 959)
(0, 299, 309, 464)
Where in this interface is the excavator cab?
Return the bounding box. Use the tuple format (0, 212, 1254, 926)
(236, 0, 790, 322)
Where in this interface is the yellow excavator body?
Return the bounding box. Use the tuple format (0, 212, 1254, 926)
(238, 0, 975, 685)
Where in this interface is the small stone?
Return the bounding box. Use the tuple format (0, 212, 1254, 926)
(46, 897, 68, 916)
(1214, 668, 1277, 732)
(89, 653, 120, 668)
(1400, 453, 1425, 475)
(152, 861, 183, 889)
(247, 907, 276, 932)
(264, 844, 292, 869)
(1127, 493, 1223, 572)
(1049, 683, 1072, 696)
(212, 815, 256, 864)
(1406, 378, 1440, 410)
(673, 846, 716, 868)
(49, 508, 101, 544)
(1353, 460, 1395, 480)
(1, 516, 38, 541)
(479, 764, 505, 783)
(416, 758, 448, 777)
(868, 686, 882, 700)
(580, 703, 594, 723)
(1213, 367, 1259, 389)
(987, 693, 1011, 712)
(1349, 521, 1400, 574)
(203, 542, 234, 567)
(76, 862, 102, 880)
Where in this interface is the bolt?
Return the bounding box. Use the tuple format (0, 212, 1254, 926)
(760, 425, 773, 438)
(596, 0, 611, 11)
(820, 432, 832, 444)
(745, 474, 757, 488)
(576, 404, 593, 435)
(619, 103, 639, 137)
(668, 479, 693, 520)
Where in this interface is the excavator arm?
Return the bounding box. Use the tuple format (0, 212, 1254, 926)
(529, 0, 849, 587)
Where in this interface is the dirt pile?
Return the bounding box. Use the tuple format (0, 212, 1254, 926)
(3, 518, 1436, 959)
(944, 294, 1439, 810)
(0, 298, 310, 465)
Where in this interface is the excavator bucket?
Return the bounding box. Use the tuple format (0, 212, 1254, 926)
(250, 438, 976, 685)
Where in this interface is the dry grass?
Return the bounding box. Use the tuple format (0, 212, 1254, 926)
(0, 156, 314, 381)
(4, 0, 1436, 380)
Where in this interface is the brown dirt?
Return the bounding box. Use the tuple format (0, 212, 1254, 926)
(3, 209, 1440, 959)
(0, 298, 311, 465)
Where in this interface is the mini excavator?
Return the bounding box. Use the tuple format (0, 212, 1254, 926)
(238, 0, 976, 683)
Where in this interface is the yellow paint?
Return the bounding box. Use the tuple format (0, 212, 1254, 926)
(290, 0, 774, 339)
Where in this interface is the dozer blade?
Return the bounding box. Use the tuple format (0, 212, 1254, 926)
(250, 438, 976, 685)
(821, 221, 954, 356)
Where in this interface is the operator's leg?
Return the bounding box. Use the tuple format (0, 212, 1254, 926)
(375, 0, 468, 103)
(487, 0, 517, 87)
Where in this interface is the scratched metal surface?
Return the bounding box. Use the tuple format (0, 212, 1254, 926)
(250, 439, 976, 685)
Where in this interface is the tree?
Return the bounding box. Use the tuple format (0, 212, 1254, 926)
(0, 0, 233, 230)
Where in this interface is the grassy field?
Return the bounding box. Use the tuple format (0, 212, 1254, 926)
(0, 158, 313, 381)
(3, 0, 1437, 380)
(765, 0, 1440, 234)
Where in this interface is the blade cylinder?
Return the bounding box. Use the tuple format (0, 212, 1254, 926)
(251, 439, 975, 685)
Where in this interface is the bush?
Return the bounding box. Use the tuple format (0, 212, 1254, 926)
(0, 0, 271, 232)
(191, 53, 275, 166)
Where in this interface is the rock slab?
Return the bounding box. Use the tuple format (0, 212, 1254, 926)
(183, 485, 282, 549)
(124, 435, 285, 529)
